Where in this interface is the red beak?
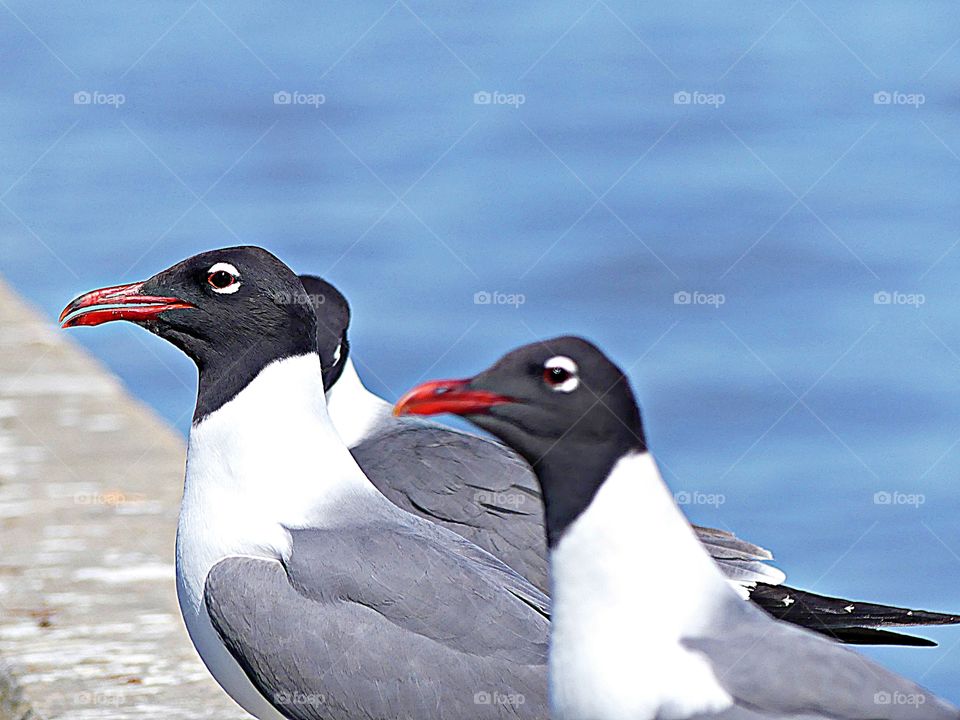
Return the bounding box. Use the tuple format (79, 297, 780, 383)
(393, 378, 515, 417)
(59, 281, 194, 328)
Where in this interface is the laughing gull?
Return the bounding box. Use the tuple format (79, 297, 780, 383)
(299, 274, 960, 646)
(61, 247, 551, 720)
(395, 336, 960, 720)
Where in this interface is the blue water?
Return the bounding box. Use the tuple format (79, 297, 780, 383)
(2, 0, 960, 701)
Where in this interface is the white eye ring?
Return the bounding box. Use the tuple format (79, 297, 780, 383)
(207, 262, 241, 294)
(332, 342, 342, 365)
(543, 355, 580, 393)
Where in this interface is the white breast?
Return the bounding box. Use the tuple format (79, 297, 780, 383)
(176, 575, 288, 720)
(176, 354, 377, 719)
(548, 452, 735, 720)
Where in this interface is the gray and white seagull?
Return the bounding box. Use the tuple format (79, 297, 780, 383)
(396, 336, 960, 720)
(300, 274, 960, 646)
(61, 247, 551, 720)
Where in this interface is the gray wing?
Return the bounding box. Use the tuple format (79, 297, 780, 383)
(204, 525, 549, 720)
(351, 418, 551, 591)
(695, 530, 960, 645)
(683, 598, 959, 719)
(351, 419, 957, 645)
(693, 525, 786, 586)
(352, 418, 790, 594)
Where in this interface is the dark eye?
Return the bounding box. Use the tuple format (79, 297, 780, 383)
(541, 355, 580, 392)
(543, 366, 571, 386)
(205, 263, 241, 294)
(208, 271, 235, 289)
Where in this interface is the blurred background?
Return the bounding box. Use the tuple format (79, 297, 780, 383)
(1, 0, 959, 701)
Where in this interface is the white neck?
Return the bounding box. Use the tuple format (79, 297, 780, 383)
(177, 353, 378, 616)
(548, 451, 734, 720)
(175, 353, 384, 719)
(325, 357, 393, 447)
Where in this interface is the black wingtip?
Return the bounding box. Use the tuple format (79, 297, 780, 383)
(749, 582, 959, 645)
(820, 627, 938, 647)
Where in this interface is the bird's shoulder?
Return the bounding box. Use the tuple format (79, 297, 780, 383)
(204, 519, 550, 660)
(350, 416, 551, 590)
(287, 522, 550, 625)
(203, 545, 549, 720)
(353, 415, 538, 494)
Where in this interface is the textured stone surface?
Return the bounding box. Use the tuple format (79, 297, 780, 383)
(0, 657, 34, 720)
(0, 278, 247, 719)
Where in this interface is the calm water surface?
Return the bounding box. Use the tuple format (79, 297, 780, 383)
(2, 0, 960, 699)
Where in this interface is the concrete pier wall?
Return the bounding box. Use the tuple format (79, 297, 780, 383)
(0, 278, 246, 719)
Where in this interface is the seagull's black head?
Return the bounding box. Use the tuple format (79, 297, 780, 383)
(395, 336, 647, 545)
(298, 275, 351, 391)
(61, 246, 317, 420)
(396, 336, 646, 462)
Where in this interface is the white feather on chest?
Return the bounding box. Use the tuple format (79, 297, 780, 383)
(548, 451, 735, 720)
(176, 354, 377, 719)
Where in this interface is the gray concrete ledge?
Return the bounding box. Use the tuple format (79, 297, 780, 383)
(0, 656, 35, 720)
(0, 277, 246, 719)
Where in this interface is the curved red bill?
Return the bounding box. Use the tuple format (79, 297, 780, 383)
(59, 281, 194, 328)
(393, 378, 515, 417)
